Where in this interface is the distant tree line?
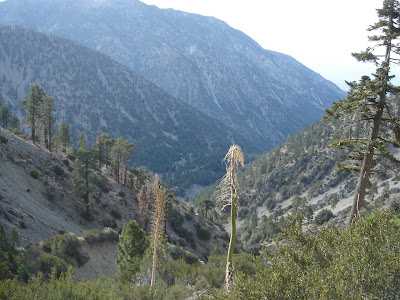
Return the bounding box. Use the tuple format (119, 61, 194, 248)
(11, 84, 138, 220)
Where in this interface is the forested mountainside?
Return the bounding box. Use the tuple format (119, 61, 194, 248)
(0, 128, 228, 268)
(0, 0, 345, 150)
(0, 26, 260, 193)
(196, 98, 400, 252)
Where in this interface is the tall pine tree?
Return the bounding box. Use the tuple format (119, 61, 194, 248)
(40, 95, 56, 151)
(324, 0, 400, 227)
(56, 120, 71, 152)
(20, 85, 45, 144)
(72, 133, 99, 219)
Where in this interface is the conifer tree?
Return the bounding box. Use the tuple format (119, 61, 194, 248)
(117, 220, 148, 281)
(40, 95, 56, 151)
(73, 133, 99, 219)
(111, 137, 135, 184)
(1, 105, 11, 129)
(56, 120, 71, 152)
(10, 112, 20, 130)
(20, 85, 46, 144)
(324, 0, 400, 228)
(95, 130, 109, 168)
(77, 131, 87, 149)
(0, 223, 9, 252)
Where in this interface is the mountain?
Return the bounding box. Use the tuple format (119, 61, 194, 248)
(196, 104, 400, 252)
(0, 128, 229, 267)
(0, 0, 346, 150)
(0, 26, 260, 193)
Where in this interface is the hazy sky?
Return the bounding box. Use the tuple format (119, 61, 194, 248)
(141, 0, 389, 90)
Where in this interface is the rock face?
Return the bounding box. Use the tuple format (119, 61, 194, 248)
(0, 0, 345, 151)
(0, 26, 259, 191)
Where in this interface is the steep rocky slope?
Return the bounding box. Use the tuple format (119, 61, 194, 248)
(0, 26, 260, 193)
(0, 0, 345, 150)
(0, 128, 229, 277)
(197, 113, 400, 251)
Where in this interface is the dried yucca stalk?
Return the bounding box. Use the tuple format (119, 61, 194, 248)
(219, 145, 244, 293)
(150, 179, 167, 288)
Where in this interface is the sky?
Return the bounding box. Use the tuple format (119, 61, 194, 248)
(140, 0, 391, 90)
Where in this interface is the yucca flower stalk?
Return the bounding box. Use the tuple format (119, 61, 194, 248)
(150, 179, 167, 288)
(219, 145, 244, 293)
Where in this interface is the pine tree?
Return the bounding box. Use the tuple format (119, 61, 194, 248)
(9, 227, 20, 251)
(95, 130, 109, 168)
(56, 120, 71, 152)
(72, 136, 99, 219)
(40, 95, 56, 151)
(1, 105, 11, 129)
(20, 85, 46, 144)
(77, 131, 86, 149)
(116, 220, 148, 281)
(0, 223, 9, 252)
(10, 112, 20, 130)
(324, 0, 400, 228)
(111, 137, 135, 184)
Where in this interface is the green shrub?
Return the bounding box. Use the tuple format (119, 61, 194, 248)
(29, 170, 39, 179)
(195, 223, 211, 241)
(38, 253, 69, 278)
(118, 190, 126, 198)
(83, 229, 119, 244)
(0, 136, 7, 144)
(170, 246, 199, 264)
(228, 211, 400, 299)
(62, 159, 69, 166)
(53, 164, 65, 177)
(314, 209, 335, 225)
(110, 209, 122, 220)
(43, 233, 81, 259)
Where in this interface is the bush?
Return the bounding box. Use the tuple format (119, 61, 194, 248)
(53, 164, 65, 177)
(43, 233, 81, 260)
(29, 170, 39, 179)
(195, 224, 211, 241)
(118, 191, 126, 198)
(62, 159, 69, 167)
(83, 229, 119, 244)
(229, 211, 400, 299)
(314, 209, 335, 225)
(102, 218, 117, 228)
(38, 253, 69, 278)
(265, 198, 276, 210)
(66, 154, 75, 161)
(0, 136, 7, 144)
(170, 246, 199, 264)
(110, 209, 122, 220)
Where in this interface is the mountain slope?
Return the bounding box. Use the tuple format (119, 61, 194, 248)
(0, 0, 346, 150)
(0, 128, 228, 264)
(0, 26, 260, 192)
(196, 105, 400, 252)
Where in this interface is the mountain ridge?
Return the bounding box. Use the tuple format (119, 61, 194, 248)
(0, 25, 260, 193)
(0, 0, 346, 150)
